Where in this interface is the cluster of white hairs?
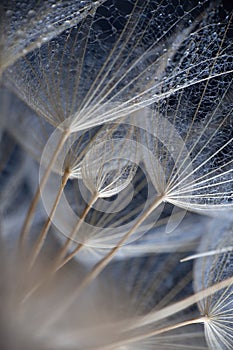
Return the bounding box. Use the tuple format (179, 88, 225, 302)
(0, 0, 232, 349)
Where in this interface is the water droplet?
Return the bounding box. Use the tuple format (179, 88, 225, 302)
(15, 29, 24, 38)
(6, 9, 13, 17)
(28, 9, 35, 17)
(47, 24, 54, 30)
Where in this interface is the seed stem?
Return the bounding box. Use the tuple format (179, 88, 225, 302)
(19, 130, 69, 248)
(28, 169, 70, 269)
(21, 192, 99, 303)
(96, 316, 207, 350)
(52, 192, 99, 269)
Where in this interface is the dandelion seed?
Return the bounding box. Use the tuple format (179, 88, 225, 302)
(194, 219, 233, 350)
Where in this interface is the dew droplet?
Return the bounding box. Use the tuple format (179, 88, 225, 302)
(6, 9, 13, 17)
(28, 9, 36, 17)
